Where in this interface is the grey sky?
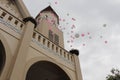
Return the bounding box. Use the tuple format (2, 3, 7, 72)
(23, 0, 120, 80)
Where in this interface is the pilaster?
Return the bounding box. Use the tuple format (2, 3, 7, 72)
(10, 19, 35, 80)
(73, 54, 83, 80)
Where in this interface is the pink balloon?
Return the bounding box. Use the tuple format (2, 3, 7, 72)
(83, 44, 85, 46)
(63, 19, 65, 22)
(71, 40, 73, 43)
(105, 41, 108, 44)
(81, 34, 85, 37)
(59, 18, 61, 21)
(87, 32, 90, 35)
(72, 18, 76, 21)
(55, 1, 58, 4)
(71, 25, 75, 29)
(71, 31, 74, 33)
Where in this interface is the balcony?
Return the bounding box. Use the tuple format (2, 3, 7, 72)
(32, 30, 74, 64)
(0, 5, 25, 34)
(0, 5, 75, 65)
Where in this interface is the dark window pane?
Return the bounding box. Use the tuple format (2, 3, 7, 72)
(54, 34, 59, 45)
(49, 30, 53, 41)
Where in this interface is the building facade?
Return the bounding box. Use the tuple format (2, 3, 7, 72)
(0, 0, 83, 80)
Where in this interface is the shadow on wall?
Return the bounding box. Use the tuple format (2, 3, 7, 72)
(0, 40, 6, 75)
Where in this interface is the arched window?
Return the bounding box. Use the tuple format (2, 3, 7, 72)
(26, 61, 71, 80)
(0, 41, 6, 75)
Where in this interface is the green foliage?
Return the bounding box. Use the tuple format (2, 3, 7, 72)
(106, 68, 120, 80)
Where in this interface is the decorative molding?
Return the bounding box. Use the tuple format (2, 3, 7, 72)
(0, 18, 22, 34)
(23, 17, 37, 28)
(32, 39, 74, 65)
(69, 49, 79, 56)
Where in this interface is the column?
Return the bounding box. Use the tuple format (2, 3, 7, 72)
(10, 17, 36, 80)
(69, 49, 83, 80)
(73, 54, 83, 80)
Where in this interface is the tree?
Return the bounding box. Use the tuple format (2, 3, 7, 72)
(106, 68, 120, 80)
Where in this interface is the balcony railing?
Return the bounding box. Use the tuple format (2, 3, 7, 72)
(32, 30, 74, 64)
(0, 6, 25, 33)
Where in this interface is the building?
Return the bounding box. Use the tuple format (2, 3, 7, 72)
(0, 0, 83, 80)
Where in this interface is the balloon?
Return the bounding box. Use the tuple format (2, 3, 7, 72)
(83, 44, 85, 46)
(100, 36, 103, 38)
(81, 34, 85, 37)
(87, 32, 90, 35)
(89, 36, 92, 39)
(55, 1, 58, 4)
(72, 18, 76, 21)
(75, 33, 80, 38)
(67, 40, 70, 43)
(71, 24, 75, 29)
(103, 24, 107, 27)
(70, 45, 72, 47)
(63, 19, 65, 22)
(71, 31, 74, 33)
(105, 41, 108, 44)
(59, 18, 61, 21)
(67, 13, 69, 16)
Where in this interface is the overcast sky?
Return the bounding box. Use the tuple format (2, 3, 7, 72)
(23, 0, 120, 80)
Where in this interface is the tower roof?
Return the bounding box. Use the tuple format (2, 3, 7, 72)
(36, 6, 59, 24)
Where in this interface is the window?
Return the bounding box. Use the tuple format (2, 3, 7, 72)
(60, 49, 62, 55)
(14, 20, 18, 25)
(0, 12, 6, 18)
(37, 17, 42, 24)
(54, 34, 59, 45)
(67, 54, 69, 60)
(45, 15, 48, 20)
(49, 30, 59, 45)
(52, 44, 54, 50)
(33, 32, 36, 38)
(38, 36, 41, 42)
(64, 52, 66, 58)
(49, 30, 53, 41)
(47, 41, 50, 47)
(71, 56, 73, 62)
(56, 47, 58, 53)
(43, 38, 46, 45)
(7, 0, 15, 5)
(8, 16, 13, 21)
(20, 24, 23, 30)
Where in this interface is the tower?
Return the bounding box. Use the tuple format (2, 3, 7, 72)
(35, 6, 64, 48)
(0, 0, 83, 80)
